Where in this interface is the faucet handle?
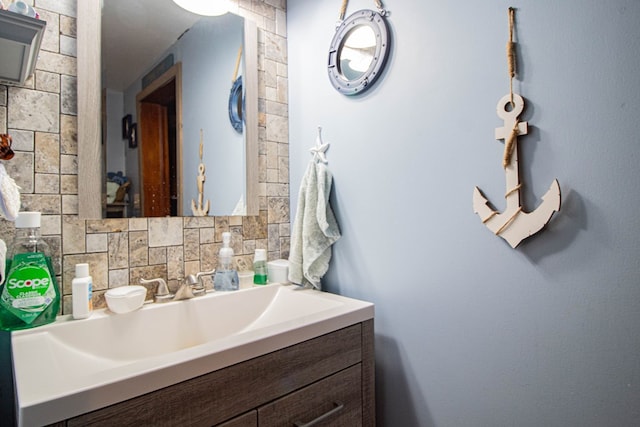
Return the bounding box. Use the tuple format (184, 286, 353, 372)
(140, 277, 174, 303)
(194, 268, 216, 293)
(195, 268, 216, 281)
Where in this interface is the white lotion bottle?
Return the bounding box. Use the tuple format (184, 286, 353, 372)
(72, 263, 93, 319)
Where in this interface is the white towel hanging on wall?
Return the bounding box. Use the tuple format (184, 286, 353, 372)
(0, 163, 21, 221)
(288, 127, 341, 289)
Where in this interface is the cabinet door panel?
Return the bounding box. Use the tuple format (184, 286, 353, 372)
(258, 365, 362, 427)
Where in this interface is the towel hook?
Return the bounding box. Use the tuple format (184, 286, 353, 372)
(310, 126, 330, 164)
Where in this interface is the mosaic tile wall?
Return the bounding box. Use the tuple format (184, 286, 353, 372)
(0, 0, 289, 314)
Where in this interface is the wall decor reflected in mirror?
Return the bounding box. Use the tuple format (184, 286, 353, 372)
(128, 123, 137, 149)
(77, 0, 258, 219)
(121, 114, 131, 139)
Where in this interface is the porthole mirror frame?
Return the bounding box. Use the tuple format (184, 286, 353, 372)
(228, 75, 243, 133)
(327, 9, 390, 95)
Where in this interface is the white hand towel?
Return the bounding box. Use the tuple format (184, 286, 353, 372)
(0, 239, 6, 285)
(288, 161, 340, 290)
(0, 163, 20, 221)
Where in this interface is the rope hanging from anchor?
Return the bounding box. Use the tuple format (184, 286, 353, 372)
(503, 120, 520, 168)
(503, 7, 519, 169)
(338, 0, 385, 21)
(506, 7, 516, 106)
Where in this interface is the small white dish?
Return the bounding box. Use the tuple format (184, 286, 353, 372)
(267, 259, 289, 283)
(105, 285, 147, 314)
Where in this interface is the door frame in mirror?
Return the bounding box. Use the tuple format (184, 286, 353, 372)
(78, 0, 259, 219)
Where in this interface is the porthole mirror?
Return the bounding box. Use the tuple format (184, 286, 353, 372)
(327, 8, 390, 95)
(228, 75, 243, 132)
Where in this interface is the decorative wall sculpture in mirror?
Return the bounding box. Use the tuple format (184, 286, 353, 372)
(77, 0, 257, 219)
(327, 6, 390, 95)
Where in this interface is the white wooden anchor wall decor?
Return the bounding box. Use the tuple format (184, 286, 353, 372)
(191, 129, 210, 217)
(472, 8, 561, 248)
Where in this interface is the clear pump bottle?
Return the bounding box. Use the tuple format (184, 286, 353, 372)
(213, 232, 239, 291)
(0, 212, 60, 330)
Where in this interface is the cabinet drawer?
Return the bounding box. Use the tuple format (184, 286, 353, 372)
(216, 410, 257, 427)
(258, 365, 362, 427)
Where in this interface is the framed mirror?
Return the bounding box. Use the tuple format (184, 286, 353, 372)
(327, 9, 390, 95)
(77, 0, 258, 219)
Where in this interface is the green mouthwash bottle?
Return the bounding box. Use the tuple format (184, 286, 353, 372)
(0, 212, 60, 331)
(252, 249, 267, 285)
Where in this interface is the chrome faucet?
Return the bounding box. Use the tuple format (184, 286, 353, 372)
(173, 275, 198, 301)
(140, 268, 215, 303)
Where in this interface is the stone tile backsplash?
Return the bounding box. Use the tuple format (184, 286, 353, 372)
(0, 0, 289, 314)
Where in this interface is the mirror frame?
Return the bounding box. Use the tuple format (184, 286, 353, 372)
(327, 9, 390, 96)
(78, 0, 258, 219)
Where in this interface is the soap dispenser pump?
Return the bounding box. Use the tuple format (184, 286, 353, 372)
(213, 232, 239, 291)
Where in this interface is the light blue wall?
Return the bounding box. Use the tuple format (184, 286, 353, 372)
(180, 14, 245, 216)
(288, 1, 640, 426)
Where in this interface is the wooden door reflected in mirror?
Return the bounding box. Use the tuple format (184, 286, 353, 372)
(137, 64, 181, 217)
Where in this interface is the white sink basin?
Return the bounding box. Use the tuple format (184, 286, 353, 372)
(11, 284, 374, 426)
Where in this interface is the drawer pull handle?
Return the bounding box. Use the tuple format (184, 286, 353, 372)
(294, 401, 345, 427)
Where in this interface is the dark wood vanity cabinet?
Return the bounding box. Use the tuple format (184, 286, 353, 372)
(48, 320, 374, 427)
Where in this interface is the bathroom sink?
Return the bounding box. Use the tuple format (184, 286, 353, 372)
(11, 283, 374, 426)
